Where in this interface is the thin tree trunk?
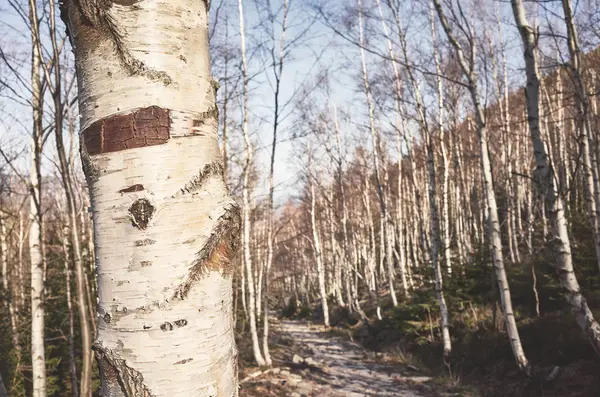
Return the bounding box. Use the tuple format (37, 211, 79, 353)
(62, 1, 240, 395)
(62, 226, 80, 397)
(310, 166, 330, 327)
(1, 215, 20, 363)
(429, 4, 452, 356)
(430, 5, 451, 276)
(425, 120, 452, 358)
(262, 0, 289, 366)
(333, 103, 354, 311)
(238, 0, 266, 367)
(29, 0, 47, 393)
(48, 2, 93, 392)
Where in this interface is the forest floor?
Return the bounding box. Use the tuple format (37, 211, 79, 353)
(240, 318, 452, 397)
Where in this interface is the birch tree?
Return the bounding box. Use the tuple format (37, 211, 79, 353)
(308, 155, 330, 327)
(262, 0, 290, 366)
(62, 0, 240, 395)
(429, 2, 451, 356)
(28, 1, 47, 394)
(44, 1, 94, 392)
(239, 0, 266, 367)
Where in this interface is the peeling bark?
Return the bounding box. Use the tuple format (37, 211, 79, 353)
(94, 344, 155, 397)
(83, 107, 170, 155)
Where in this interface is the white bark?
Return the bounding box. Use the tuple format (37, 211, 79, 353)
(29, 0, 47, 394)
(61, 226, 80, 397)
(309, 160, 330, 327)
(332, 103, 354, 311)
(238, 0, 266, 367)
(30, 129, 46, 397)
(48, 0, 94, 389)
(429, 3, 451, 356)
(63, 1, 239, 395)
(1, 215, 20, 357)
(262, 0, 289, 366)
(425, 126, 452, 358)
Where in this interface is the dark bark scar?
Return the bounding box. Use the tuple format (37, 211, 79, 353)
(93, 342, 155, 397)
(119, 184, 145, 193)
(134, 238, 156, 246)
(174, 319, 188, 327)
(129, 198, 155, 230)
(160, 322, 173, 332)
(83, 106, 170, 155)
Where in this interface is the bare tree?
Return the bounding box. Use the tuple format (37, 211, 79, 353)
(28, 1, 47, 394)
(239, 0, 266, 367)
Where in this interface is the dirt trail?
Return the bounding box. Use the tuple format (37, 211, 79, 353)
(261, 319, 433, 397)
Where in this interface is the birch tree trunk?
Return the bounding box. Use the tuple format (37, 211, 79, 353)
(433, 0, 530, 374)
(61, 226, 80, 397)
(263, 0, 289, 366)
(511, 0, 600, 354)
(238, 0, 266, 367)
(29, 1, 47, 394)
(430, 5, 451, 277)
(333, 103, 354, 312)
(310, 175, 330, 327)
(47, 2, 94, 392)
(425, 122, 452, 358)
(1, 215, 20, 363)
(62, 1, 240, 395)
(429, 3, 451, 356)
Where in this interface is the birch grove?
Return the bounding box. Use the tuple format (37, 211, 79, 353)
(4, 0, 600, 395)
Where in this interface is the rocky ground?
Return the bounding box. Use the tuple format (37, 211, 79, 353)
(240, 319, 453, 397)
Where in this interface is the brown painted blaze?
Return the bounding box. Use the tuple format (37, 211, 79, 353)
(83, 106, 170, 155)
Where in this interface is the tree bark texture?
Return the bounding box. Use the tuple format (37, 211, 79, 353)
(62, 1, 240, 395)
